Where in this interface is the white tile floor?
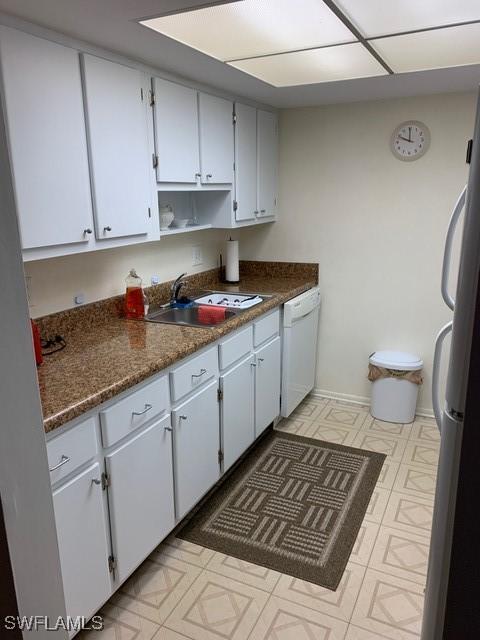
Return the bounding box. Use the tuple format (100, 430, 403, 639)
(79, 395, 439, 640)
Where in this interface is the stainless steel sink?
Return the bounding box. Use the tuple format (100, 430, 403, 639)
(145, 290, 272, 328)
(145, 305, 237, 328)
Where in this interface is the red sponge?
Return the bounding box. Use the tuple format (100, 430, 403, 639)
(197, 305, 227, 325)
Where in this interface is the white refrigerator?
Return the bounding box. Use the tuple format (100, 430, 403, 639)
(422, 92, 480, 638)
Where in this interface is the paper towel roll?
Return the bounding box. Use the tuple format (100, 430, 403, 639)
(225, 239, 239, 283)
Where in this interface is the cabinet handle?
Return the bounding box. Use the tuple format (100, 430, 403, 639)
(132, 403, 153, 416)
(103, 226, 112, 232)
(83, 228, 92, 235)
(206, 173, 212, 179)
(251, 362, 257, 368)
(164, 426, 173, 432)
(258, 358, 265, 362)
(260, 209, 266, 214)
(191, 368, 207, 379)
(91, 478, 101, 485)
(195, 172, 201, 179)
(49, 454, 70, 472)
(254, 210, 259, 215)
(179, 415, 187, 421)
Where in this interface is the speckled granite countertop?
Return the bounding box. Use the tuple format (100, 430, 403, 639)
(36, 262, 318, 434)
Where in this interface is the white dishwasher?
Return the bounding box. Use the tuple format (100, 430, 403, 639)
(281, 287, 321, 417)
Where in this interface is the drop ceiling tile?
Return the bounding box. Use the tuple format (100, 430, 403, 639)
(372, 23, 480, 73)
(229, 43, 387, 87)
(140, 0, 354, 62)
(336, 0, 480, 38)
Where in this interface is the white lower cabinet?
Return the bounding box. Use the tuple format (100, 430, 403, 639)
(53, 462, 111, 624)
(105, 415, 175, 584)
(49, 304, 289, 634)
(172, 380, 220, 519)
(220, 354, 255, 472)
(255, 336, 281, 436)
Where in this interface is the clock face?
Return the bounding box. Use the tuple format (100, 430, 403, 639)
(391, 121, 430, 161)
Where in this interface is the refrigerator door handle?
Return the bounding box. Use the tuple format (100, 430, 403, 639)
(441, 185, 467, 310)
(432, 321, 453, 430)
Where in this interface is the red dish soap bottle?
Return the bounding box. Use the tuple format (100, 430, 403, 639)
(124, 269, 146, 319)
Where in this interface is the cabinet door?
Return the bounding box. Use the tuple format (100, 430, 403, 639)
(0, 27, 94, 250)
(172, 380, 220, 519)
(257, 110, 278, 219)
(255, 337, 281, 436)
(82, 54, 151, 239)
(234, 103, 257, 222)
(220, 354, 255, 472)
(154, 78, 200, 183)
(53, 462, 111, 622)
(105, 415, 175, 584)
(199, 93, 234, 184)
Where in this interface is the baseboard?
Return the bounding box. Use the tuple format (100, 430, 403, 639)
(311, 388, 434, 419)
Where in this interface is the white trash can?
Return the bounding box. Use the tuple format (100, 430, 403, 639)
(369, 350, 423, 423)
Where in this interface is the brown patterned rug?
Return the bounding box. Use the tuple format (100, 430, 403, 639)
(177, 430, 385, 590)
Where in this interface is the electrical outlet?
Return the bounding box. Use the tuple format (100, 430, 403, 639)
(74, 293, 85, 305)
(151, 275, 160, 285)
(192, 245, 203, 266)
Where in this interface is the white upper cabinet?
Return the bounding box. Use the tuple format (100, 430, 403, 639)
(257, 109, 278, 218)
(153, 82, 234, 187)
(198, 93, 234, 184)
(82, 54, 152, 240)
(233, 104, 278, 225)
(153, 78, 200, 183)
(234, 103, 258, 222)
(0, 27, 94, 250)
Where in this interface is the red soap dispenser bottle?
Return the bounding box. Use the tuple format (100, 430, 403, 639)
(124, 269, 145, 319)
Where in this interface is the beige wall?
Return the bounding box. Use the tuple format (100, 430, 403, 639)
(25, 229, 237, 317)
(241, 92, 476, 413)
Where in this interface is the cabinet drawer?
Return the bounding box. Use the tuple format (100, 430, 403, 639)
(254, 309, 280, 347)
(100, 376, 169, 448)
(170, 346, 218, 403)
(218, 326, 253, 371)
(47, 417, 98, 485)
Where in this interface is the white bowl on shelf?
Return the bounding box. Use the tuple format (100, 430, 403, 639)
(173, 218, 190, 228)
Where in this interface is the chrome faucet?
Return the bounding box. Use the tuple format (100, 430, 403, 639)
(170, 272, 187, 305)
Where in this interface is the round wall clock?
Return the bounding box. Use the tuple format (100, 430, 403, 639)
(390, 120, 430, 161)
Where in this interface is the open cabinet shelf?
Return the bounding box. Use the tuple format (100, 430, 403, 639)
(161, 223, 212, 236)
(158, 189, 234, 232)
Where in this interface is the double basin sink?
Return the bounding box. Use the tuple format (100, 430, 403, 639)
(145, 292, 269, 328)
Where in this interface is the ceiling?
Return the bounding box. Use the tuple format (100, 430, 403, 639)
(1, 0, 480, 107)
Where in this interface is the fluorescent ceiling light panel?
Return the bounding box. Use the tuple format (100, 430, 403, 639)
(140, 0, 354, 61)
(228, 43, 387, 87)
(372, 23, 480, 73)
(335, 0, 480, 38)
